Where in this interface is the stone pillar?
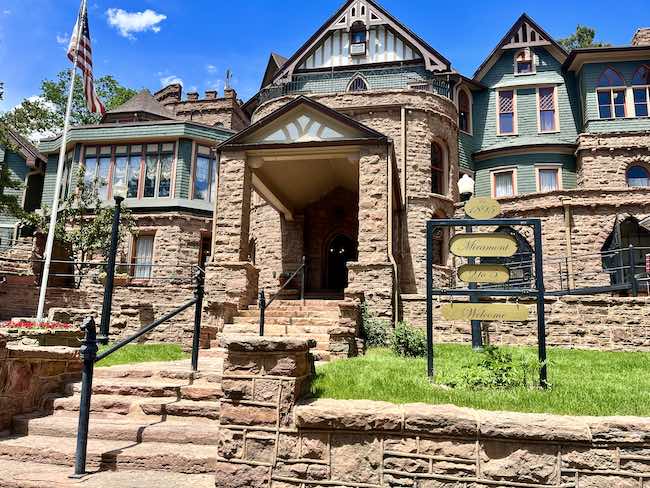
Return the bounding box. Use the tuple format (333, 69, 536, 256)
(347, 145, 394, 319)
(205, 151, 258, 324)
(215, 336, 315, 488)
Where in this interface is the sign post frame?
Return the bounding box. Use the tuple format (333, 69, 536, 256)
(426, 217, 548, 388)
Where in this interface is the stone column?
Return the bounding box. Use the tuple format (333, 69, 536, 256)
(347, 145, 394, 319)
(204, 151, 258, 326)
(215, 336, 315, 488)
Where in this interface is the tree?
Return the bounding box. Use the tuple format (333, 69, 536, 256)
(0, 82, 27, 220)
(559, 25, 611, 51)
(2, 71, 137, 141)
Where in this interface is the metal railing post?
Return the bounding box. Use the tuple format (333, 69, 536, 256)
(259, 289, 266, 337)
(98, 195, 123, 345)
(191, 269, 204, 372)
(301, 256, 306, 306)
(629, 245, 638, 297)
(71, 317, 98, 478)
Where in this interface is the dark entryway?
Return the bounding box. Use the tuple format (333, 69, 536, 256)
(324, 234, 358, 291)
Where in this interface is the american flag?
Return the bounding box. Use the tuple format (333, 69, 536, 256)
(67, 4, 105, 114)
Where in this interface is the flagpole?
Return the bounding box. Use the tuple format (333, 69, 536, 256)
(36, 0, 87, 320)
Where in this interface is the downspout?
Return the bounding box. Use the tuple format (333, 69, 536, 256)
(560, 197, 575, 289)
(400, 106, 407, 208)
(387, 144, 400, 326)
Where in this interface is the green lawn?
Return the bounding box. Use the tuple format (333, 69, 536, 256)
(312, 346, 650, 416)
(96, 343, 189, 367)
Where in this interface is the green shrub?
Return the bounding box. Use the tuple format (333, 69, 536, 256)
(390, 322, 427, 358)
(443, 346, 541, 390)
(360, 303, 390, 348)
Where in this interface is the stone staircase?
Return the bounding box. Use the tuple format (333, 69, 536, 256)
(0, 358, 224, 487)
(214, 299, 359, 361)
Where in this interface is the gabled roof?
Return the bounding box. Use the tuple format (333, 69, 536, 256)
(2, 127, 47, 167)
(563, 45, 650, 72)
(103, 90, 176, 121)
(220, 96, 387, 150)
(270, 0, 451, 84)
(473, 13, 568, 81)
(261, 53, 289, 89)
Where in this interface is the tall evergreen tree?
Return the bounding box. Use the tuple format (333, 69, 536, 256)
(559, 25, 611, 51)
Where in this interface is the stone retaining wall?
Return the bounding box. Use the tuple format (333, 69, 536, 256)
(216, 335, 650, 487)
(0, 336, 81, 431)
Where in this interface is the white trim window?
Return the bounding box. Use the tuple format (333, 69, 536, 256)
(497, 90, 516, 135)
(458, 88, 472, 134)
(132, 235, 154, 279)
(143, 143, 175, 198)
(491, 168, 517, 198)
(193, 145, 219, 203)
(537, 86, 559, 133)
(597, 67, 627, 119)
(632, 65, 650, 118)
(515, 48, 535, 75)
(536, 165, 562, 192)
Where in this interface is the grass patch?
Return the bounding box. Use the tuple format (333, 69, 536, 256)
(96, 343, 189, 367)
(312, 345, 650, 416)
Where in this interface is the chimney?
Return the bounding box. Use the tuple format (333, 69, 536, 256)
(154, 83, 182, 106)
(187, 92, 199, 101)
(224, 88, 237, 100)
(205, 90, 218, 100)
(632, 28, 650, 46)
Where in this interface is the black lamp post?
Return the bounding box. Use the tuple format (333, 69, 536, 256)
(98, 187, 125, 345)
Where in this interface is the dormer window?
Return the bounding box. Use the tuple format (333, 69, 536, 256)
(515, 49, 534, 75)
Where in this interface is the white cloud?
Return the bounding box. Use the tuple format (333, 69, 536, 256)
(2, 10, 11, 15)
(160, 75, 183, 87)
(10, 96, 58, 142)
(106, 8, 166, 40)
(206, 64, 217, 74)
(56, 33, 69, 45)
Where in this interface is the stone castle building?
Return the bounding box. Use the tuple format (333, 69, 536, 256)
(1, 0, 650, 348)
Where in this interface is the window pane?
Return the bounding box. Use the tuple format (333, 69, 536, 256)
(539, 86, 556, 130)
(539, 169, 559, 192)
(627, 166, 650, 187)
(499, 113, 514, 133)
(495, 172, 514, 197)
(613, 90, 626, 117)
(598, 68, 625, 87)
(97, 157, 111, 200)
(634, 88, 649, 117)
(158, 153, 172, 198)
(517, 61, 532, 74)
(144, 155, 157, 198)
(194, 156, 210, 201)
(540, 111, 556, 131)
(84, 158, 97, 190)
(113, 156, 128, 194)
(598, 91, 612, 118)
(134, 236, 154, 279)
(127, 155, 140, 198)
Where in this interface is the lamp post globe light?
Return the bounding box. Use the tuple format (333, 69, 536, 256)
(458, 174, 475, 202)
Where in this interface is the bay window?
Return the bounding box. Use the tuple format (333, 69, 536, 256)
(497, 90, 516, 135)
(632, 65, 650, 118)
(193, 145, 219, 202)
(538, 87, 558, 132)
(492, 168, 516, 198)
(597, 68, 626, 119)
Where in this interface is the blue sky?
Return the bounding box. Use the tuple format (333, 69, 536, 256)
(0, 0, 648, 111)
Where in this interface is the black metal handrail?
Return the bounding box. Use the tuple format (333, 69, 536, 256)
(258, 256, 306, 336)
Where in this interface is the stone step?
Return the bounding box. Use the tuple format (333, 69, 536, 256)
(53, 395, 221, 420)
(0, 435, 216, 474)
(13, 413, 221, 446)
(232, 316, 338, 326)
(244, 300, 345, 311)
(224, 323, 336, 335)
(237, 309, 340, 318)
(0, 458, 215, 488)
(94, 358, 224, 382)
(66, 379, 222, 401)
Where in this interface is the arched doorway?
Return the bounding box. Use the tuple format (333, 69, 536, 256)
(324, 234, 358, 292)
(602, 217, 650, 286)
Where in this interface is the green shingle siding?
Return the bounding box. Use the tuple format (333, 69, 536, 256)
(474, 153, 576, 197)
(581, 60, 650, 134)
(0, 150, 27, 226)
(175, 139, 193, 199)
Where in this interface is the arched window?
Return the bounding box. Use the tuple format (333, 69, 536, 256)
(597, 67, 627, 119)
(632, 65, 650, 117)
(627, 165, 650, 187)
(458, 89, 472, 134)
(483, 227, 534, 287)
(515, 49, 534, 75)
(431, 142, 445, 195)
(348, 76, 368, 92)
(602, 217, 650, 286)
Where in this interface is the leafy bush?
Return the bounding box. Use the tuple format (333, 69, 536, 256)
(443, 346, 541, 390)
(390, 322, 427, 358)
(360, 303, 390, 348)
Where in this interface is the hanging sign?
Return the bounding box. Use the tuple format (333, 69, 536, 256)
(449, 233, 518, 258)
(458, 264, 510, 284)
(442, 303, 529, 322)
(464, 197, 501, 220)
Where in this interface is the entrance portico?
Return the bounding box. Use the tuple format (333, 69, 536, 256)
(205, 97, 396, 321)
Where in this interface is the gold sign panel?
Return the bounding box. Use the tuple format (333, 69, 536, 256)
(464, 197, 501, 220)
(442, 303, 529, 322)
(449, 233, 518, 258)
(458, 264, 510, 284)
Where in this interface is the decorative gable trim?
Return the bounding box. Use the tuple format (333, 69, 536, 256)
(474, 13, 567, 82)
(271, 0, 450, 84)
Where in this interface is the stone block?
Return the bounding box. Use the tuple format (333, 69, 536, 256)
(246, 431, 276, 464)
(478, 411, 591, 442)
(330, 434, 381, 485)
(480, 441, 559, 484)
(220, 402, 277, 427)
(295, 399, 403, 431)
(403, 404, 478, 437)
(213, 461, 269, 488)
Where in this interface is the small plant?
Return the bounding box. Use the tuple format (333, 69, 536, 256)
(390, 322, 427, 357)
(360, 303, 390, 348)
(0, 320, 72, 330)
(443, 346, 541, 390)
